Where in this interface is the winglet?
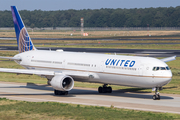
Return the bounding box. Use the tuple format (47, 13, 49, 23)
(161, 56, 176, 62)
(11, 6, 36, 53)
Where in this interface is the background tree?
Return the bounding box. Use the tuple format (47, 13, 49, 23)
(0, 6, 180, 27)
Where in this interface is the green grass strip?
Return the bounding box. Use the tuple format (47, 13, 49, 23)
(0, 98, 179, 120)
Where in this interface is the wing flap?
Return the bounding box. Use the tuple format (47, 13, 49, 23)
(161, 56, 176, 62)
(63, 71, 89, 78)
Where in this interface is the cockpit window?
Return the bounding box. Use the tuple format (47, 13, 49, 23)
(156, 67, 159, 70)
(160, 67, 166, 70)
(153, 67, 160, 71)
(166, 66, 170, 70)
(152, 66, 170, 71)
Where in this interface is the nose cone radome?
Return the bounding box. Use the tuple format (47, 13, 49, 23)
(163, 70, 173, 85)
(166, 69, 172, 77)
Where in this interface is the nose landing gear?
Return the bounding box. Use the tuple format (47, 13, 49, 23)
(98, 84, 112, 93)
(152, 87, 161, 100)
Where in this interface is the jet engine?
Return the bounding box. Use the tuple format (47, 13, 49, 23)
(50, 75, 74, 91)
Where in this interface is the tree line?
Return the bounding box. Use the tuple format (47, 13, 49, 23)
(0, 6, 180, 28)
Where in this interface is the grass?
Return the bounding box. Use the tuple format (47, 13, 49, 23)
(1, 30, 180, 38)
(0, 51, 18, 57)
(2, 42, 180, 50)
(2, 39, 180, 50)
(0, 98, 179, 120)
(34, 44, 180, 50)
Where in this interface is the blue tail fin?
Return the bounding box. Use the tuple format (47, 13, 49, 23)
(11, 6, 36, 53)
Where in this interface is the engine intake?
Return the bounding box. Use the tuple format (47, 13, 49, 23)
(50, 75, 74, 91)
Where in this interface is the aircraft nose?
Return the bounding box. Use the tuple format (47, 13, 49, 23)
(163, 70, 172, 83)
(168, 70, 172, 78)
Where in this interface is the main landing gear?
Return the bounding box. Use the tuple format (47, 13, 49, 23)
(54, 90, 68, 95)
(98, 84, 112, 93)
(152, 87, 161, 100)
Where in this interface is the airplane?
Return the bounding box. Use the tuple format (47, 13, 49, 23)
(0, 6, 176, 100)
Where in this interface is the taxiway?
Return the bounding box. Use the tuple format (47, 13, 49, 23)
(0, 46, 180, 57)
(0, 82, 180, 114)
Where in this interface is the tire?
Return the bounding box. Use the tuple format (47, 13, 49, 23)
(153, 95, 156, 100)
(98, 87, 103, 93)
(54, 90, 68, 95)
(54, 90, 58, 95)
(157, 95, 160, 100)
(109, 87, 112, 93)
(107, 87, 112, 93)
(102, 87, 106, 93)
(64, 91, 68, 95)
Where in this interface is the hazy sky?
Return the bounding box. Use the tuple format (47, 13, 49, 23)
(0, 0, 179, 11)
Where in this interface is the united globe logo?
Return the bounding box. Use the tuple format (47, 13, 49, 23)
(18, 27, 35, 53)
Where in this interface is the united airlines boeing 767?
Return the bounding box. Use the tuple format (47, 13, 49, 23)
(0, 6, 176, 100)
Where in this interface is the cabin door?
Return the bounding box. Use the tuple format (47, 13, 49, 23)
(100, 61, 104, 72)
(24, 55, 31, 69)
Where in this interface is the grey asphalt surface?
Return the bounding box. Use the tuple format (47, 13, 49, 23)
(0, 82, 180, 114)
(0, 46, 180, 57)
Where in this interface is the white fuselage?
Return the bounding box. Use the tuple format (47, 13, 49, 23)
(14, 50, 172, 88)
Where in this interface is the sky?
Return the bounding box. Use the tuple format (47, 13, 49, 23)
(0, 0, 180, 11)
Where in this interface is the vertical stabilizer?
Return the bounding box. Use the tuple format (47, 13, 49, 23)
(11, 6, 36, 53)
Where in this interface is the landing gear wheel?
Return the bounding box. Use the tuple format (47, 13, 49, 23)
(98, 87, 103, 93)
(152, 87, 161, 100)
(152, 95, 156, 100)
(107, 86, 112, 93)
(98, 84, 112, 93)
(64, 91, 68, 95)
(152, 94, 160, 100)
(54, 90, 58, 95)
(54, 90, 68, 95)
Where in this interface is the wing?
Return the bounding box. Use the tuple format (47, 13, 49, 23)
(160, 56, 176, 62)
(0, 68, 91, 79)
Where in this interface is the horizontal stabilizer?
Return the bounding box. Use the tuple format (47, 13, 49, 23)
(161, 56, 176, 62)
(0, 56, 21, 61)
(0, 68, 54, 76)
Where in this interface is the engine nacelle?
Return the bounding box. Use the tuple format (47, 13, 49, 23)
(50, 75, 74, 91)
